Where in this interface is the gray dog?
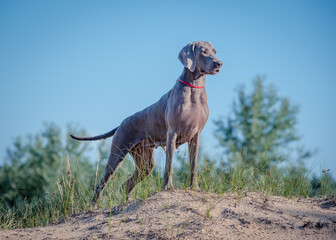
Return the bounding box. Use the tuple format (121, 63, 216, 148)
(71, 41, 222, 203)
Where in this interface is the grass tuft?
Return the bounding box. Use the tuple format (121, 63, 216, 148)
(0, 151, 335, 230)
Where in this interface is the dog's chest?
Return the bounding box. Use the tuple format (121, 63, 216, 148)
(180, 100, 208, 133)
(166, 89, 209, 138)
(183, 88, 208, 119)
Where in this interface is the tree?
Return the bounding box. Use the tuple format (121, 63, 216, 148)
(0, 122, 93, 207)
(214, 76, 312, 171)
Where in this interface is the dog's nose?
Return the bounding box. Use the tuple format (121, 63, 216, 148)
(215, 61, 223, 68)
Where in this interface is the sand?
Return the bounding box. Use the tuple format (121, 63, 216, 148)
(1, 190, 336, 239)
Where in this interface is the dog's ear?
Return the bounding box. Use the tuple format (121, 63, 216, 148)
(178, 43, 196, 72)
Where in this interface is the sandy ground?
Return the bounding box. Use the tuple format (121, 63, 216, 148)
(1, 190, 336, 240)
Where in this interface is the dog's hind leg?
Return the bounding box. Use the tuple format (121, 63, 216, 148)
(122, 145, 155, 197)
(92, 131, 136, 204)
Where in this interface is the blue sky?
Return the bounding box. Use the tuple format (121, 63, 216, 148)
(0, 0, 335, 176)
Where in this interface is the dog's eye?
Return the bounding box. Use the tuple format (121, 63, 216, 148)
(202, 49, 208, 54)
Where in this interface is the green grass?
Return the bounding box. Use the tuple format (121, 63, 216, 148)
(0, 152, 335, 230)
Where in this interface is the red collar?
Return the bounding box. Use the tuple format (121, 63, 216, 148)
(179, 79, 205, 89)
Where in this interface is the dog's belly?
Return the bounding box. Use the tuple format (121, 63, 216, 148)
(175, 127, 199, 144)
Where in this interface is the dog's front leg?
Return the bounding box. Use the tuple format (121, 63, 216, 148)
(163, 130, 177, 190)
(188, 132, 201, 191)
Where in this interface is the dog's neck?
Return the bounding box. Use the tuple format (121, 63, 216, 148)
(179, 67, 206, 88)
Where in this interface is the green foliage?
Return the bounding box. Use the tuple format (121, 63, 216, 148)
(0, 122, 93, 207)
(213, 76, 334, 198)
(214, 76, 308, 170)
(0, 157, 95, 229)
(310, 170, 336, 197)
(0, 153, 159, 229)
(0, 148, 335, 229)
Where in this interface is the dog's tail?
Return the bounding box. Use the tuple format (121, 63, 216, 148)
(70, 127, 119, 141)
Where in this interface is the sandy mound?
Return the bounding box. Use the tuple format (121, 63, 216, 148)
(2, 190, 336, 239)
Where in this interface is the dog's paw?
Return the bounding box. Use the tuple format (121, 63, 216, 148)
(190, 184, 201, 192)
(163, 184, 174, 191)
(91, 201, 99, 210)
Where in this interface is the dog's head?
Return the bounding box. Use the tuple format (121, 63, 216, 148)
(178, 41, 222, 75)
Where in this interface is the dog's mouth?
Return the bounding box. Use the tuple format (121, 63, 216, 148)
(201, 68, 221, 75)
